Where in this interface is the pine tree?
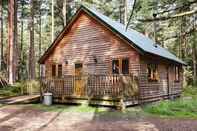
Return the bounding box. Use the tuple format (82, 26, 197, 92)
(8, 0, 17, 84)
(28, 0, 35, 80)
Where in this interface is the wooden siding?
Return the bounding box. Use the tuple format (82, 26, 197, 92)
(139, 55, 183, 102)
(44, 11, 140, 77)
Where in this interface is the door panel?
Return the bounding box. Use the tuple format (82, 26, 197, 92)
(74, 63, 84, 96)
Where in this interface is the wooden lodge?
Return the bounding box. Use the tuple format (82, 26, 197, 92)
(38, 5, 186, 109)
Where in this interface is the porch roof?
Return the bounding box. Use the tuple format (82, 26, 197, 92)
(38, 5, 186, 65)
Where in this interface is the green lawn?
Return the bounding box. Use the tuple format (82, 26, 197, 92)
(143, 85, 197, 119)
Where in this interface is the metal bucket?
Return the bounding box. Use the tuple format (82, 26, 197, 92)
(43, 93, 52, 105)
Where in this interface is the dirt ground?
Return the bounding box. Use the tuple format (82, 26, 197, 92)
(0, 104, 197, 131)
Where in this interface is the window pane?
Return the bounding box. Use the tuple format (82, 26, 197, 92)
(147, 64, 151, 79)
(52, 65, 56, 77)
(147, 63, 158, 81)
(122, 59, 129, 74)
(75, 63, 82, 69)
(175, 66, 179, 81)
(112, 60, 119, 74)
(58, 64, 62, 78)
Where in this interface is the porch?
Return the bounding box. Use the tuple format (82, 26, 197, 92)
(40, 74, 139, 109)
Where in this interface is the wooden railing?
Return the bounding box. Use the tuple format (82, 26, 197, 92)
(40, 74, 139, 100)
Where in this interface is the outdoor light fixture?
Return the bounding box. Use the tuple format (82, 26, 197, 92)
(65, 60, 68, 64)
(93, 56, 98, 64)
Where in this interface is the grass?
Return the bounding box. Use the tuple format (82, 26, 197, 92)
(143, 85, 197, 119)
(29, 103, 144, 120)
(183, 85, 197, 98)
(29, 104, 108, 113)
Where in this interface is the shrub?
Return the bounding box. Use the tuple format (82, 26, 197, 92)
(21, 80, 40, 95)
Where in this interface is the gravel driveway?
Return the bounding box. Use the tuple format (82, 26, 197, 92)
(0, 104, 196, 131)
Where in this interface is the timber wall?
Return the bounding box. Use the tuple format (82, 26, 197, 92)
(45, 11, 140, 77)
(139, 56, 183, 102)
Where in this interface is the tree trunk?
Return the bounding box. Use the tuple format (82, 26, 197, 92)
(0, 0, 3, 70)
(193, 44, 197, 85)
(123, 0, 127, 25)
(14, 0, 18, 81)
(180, 16, 187, 60)
(39, 8, 42, 78)
(51, 0, 54, 42)
(62, 0, 67, 26)
(28, 0, 35, 80)
(19, 1, 24, 80)
(8, 0, 16, 84)
(193, 20, 197, 84)
(119, 4, 122, 23)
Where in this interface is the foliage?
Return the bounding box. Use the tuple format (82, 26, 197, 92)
(20, 80, 40, 95)
(143, 99, 197, 119)
(143, 86, 197, 119)
(0, 80, 40, 97)
(0, 84, 22, 97)
(183, 85, 197, 98)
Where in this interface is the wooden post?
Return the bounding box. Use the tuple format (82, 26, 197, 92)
(39, 79, 43, 102)
(117, 98, 125, 111)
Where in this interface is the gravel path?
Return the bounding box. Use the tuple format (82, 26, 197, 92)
(0, 105, 196, 131)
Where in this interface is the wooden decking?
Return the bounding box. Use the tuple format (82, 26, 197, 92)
(40, 74, 139, 108)
(0, 95, 40, 105)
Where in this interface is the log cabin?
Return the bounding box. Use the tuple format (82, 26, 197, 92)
(38, 5, 186, 109)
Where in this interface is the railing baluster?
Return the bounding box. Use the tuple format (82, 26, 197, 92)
(40, 74, 139, 102)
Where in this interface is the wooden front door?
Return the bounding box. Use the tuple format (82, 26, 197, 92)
(74, 63, 84, 96)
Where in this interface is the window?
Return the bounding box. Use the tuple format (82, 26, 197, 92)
(147, 64, 158, 81)
(75, 63, 82, 69)
(112, 58, 129, 74)
(112, 59, 119, 74)
(75, 63, 83, 76)
(175, 66, 180, 82)
(58, 64, 62, 78)
(122, 58, 129, 74)
(52, 65, 56, 77)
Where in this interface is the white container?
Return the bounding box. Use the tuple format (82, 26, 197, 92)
(43, 93, 52, 105)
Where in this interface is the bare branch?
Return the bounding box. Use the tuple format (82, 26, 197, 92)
(138, 9, 197, 22)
